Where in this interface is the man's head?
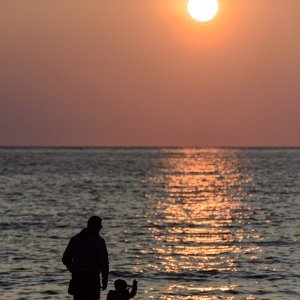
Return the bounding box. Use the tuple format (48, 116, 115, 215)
(114, 279, 128, 291)
(87, 216, 102, 232)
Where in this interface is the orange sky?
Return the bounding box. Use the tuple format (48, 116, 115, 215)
(1, 0, 299, 146)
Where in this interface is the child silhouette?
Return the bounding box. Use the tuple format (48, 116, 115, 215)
(106, 278, 137, 300)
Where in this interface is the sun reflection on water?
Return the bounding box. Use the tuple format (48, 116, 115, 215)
(143, 149, 261, 297)
(161, 283, 239, 300)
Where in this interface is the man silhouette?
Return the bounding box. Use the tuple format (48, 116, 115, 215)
(62, 216, 109, 300)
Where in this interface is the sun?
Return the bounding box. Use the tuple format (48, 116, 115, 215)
(187, 0, 219, 23)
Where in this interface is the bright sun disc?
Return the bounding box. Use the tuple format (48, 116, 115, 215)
(188, 0, 219, 22)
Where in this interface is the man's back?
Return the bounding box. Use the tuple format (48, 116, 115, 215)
(63, 228, 108, 273)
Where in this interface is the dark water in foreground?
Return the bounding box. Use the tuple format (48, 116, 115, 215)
(0, 148, 299, 300)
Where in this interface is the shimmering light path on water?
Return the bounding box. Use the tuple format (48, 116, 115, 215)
(0, 148, 299, 299)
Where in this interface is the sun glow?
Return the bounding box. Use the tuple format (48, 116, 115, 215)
(187, 0, 219, 22)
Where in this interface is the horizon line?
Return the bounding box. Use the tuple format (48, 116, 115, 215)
(0, 145, 299, 149)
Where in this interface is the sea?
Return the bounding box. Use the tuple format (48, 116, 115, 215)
(0, 148, 299, 300)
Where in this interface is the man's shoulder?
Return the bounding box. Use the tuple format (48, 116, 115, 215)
(70, 233, 81, 240)
(69, 232, 106, 248)
(96, 235, 107, 247)
(97, 235, 106, 242)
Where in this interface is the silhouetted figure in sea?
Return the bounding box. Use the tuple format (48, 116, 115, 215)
(62, 216, 109, 300)
(106, 279, 138, 300)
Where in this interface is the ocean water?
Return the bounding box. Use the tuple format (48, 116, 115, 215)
(0, 148, 299, 300)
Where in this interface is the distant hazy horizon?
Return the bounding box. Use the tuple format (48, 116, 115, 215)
(0, 145, 299, 149)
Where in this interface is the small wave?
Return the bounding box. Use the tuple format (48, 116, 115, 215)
(109, 270, 138, 278)
(41, 290, 59, 295)
(148, 270, 222, 281)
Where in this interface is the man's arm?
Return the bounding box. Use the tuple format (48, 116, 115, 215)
(62, 238, 73, 272)
(100, 239, 109, 290)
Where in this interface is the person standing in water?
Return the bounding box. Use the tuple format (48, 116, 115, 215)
(62, 216, 109, 300)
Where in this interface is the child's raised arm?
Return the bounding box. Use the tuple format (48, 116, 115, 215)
(129, 279, 138, 298)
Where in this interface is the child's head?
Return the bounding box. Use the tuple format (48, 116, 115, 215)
(114, 279, 128, 291)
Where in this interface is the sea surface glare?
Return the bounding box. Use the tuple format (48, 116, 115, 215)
(0, 148, 299, 300)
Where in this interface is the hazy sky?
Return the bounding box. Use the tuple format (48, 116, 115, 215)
(1, 0, 299, 146)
